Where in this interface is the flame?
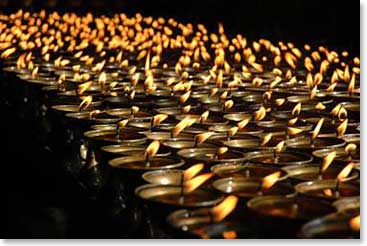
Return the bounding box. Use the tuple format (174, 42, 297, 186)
(310, 85, 317, 100)
(210, 88, 218, 97)
(261, 133, 272, 146)
(195, 132, 214, 145)
(180, 91, 191, 104)
(182, 105, 191, 113)
(345, 143, 357, 154)
(252, 77, 263, 87)
(217, 147, 228, 156)
(153, 114, 168, 126)
(348, 73, 355, 94)
(183, 163, 205, 180)
(184, 173, 214, 193)
(172, 118, 196, 137)
(285, 52, 297, 69)
(228, 126, 239, 137)
(312, 118, 325, 139)
(321, 151, 336, 172)
(337, 162, 354, 181)
(200, 111, 210, 122)
(145, 140, 160, 158)
(337, 119, 348, 136)
(275, 141, 285, 153)
(344, 65, 350, 82)
(145, 50, 151, 75)
(349, 215, 360, 231)
(131, 106, 139, 115)
(1, 47, 16, 58)
(78, 96, 92, 111)
(118, 119, 129, 129)
(237, 118, 250, 129)
(254, 106, 266, 121)
(288, 127, 303, 136)
(315, 102, 326, 110)
(306, 73, 314, 88)
(262, 171, 281, 189)
(275, 98, 286, 106)
(331, 104, 342, 117)
(222, 231, 237, 239)
(323, 189, 333, 197)
(78, 81, 92, 95)
(288, 117, 298, 126)
(292, 103, 302, 116)
(220, 90, 228, 100)
(269, 76, 282, 89)
(263, 91, 272, 101)
(224, 100, 234, 110)
(31, 67, 39, 78)
(98, 72, 107, 84)
(211, 195, 238, 222)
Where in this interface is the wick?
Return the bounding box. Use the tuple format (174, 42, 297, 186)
(179, 173, 185, 204)
(145, 155, 151, 167)
(226, 131, 230, 141)
(256, 182, 264, 196)
(115, 125, 121, 139)
(194, 138, 198, 148)
(244, 161, 250, 178)
(334, 180, 341, 198)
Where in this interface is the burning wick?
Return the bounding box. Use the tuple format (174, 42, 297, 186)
(345, 143, 357, 160)
(200, 111, 209, 124)
(116, 119, 129, 139)
(260, 133, 272, 147)
(208, 195, 238, 223)
(130, 106, 139, 118)
(237, 118, 250, 130)
(194, 132, 214, 147)
(151, 114, 168, 129)
(273, 141, 285, 161)
(227, 126, 238, 140)
(337, 119, 348, 136)
(216, 147, 228, 160)
(258, 171, 281, 195)
(311, 118, 324, 147)
(318, 151, 336, 178)
(292, 103, 302, 117)
(334, 162, 354, 197)
(171, 118, 196, 138)
(144, 140, 160, 167)
(349, 215, 360, 232)
(180, 163, 205, 197)
(180, 173, 214, 204)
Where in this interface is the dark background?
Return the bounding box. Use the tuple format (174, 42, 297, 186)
(0, 0, 360, 55)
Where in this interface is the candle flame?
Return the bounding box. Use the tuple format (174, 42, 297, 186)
(195, 132, 214, 145)
(228, 126, 239, 137)
(78, 95, 92, 111)
(200, 111, 210, 122)
(172, 118, 196, 137)
(292, 103, 302, 116)
(183, 163, 205, 180)
(252, 77, 263, 87)
(184, 173, 213, 193)
(180, 91, 191, 104)
(31, 67, 39, 78)
(288, 127, 303, 136)
(345, 143, 357, 154)
(275, 98, 286, 106)
(312, 118, 325, 139)
(78, 81, 92, 95)
(254, 106, 266, 121)
(263, 91, 272, 101)
(222, 231, 237, 239)
(331, 104, 342, 117)
(211, 195, 239, 222)
(224, 100, 234, 110)
(337, 119, 348, 136)
(275, 141, 285, 153)
(338, 107, 348, 119)
(98, 72, 107, 84)
(321, 151, 336, 172)
(145, 140, 160, 158)
(323, 189, 333, 197)
(1, 47, 16, 58)
(288, 117, 298, 126)
(262, 171, 281, 189)
(349, 215, 360, 231)
(310, 85, 318, 100)
(210, 88, 218, 97)
(237, 118, 250, 129)
(131, 106, 139, 115)
(182, 105, 191, 113)
(217, 147, 228, 156)
(261, 133, 272, 146)
(153, 114, 168, 126)
(118, 119, 129, 129)
(315, 102, 326, 111)
(337, 162, 354, 181)
(348, 73, 355, 95)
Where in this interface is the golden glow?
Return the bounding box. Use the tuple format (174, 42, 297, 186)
(321, 151, 336, 172)
(145, 140, 160, 158)
(195, 132, 214, 145)
(237, 118, 250, 129)
(254, 106, 266, 121)
(261, 133, 272, 146)
(292, 103, 302, 116)
(184, 173, 213, 193)
(275, 141, 285, 153)
(312, 118, 324, 139)
(183, 163, 205, 181)
(211, 195, 239, 222)
(337, 162, 354, 181)
(152, 114, 168, 126)
(262, 171, 281, 189)
(78, 81, 92, 95)
(172, 117, 196, 137)
(78, 96, 92, 111)
(349, 215, 360, 231)
(337, 119, 348, 136)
